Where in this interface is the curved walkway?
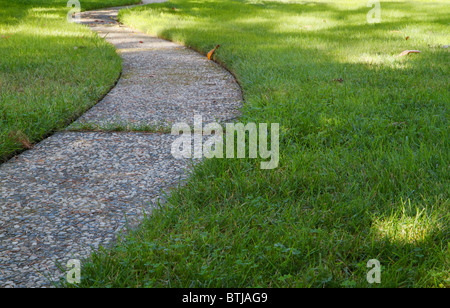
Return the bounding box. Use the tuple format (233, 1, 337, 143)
(0, 1, 242, 288)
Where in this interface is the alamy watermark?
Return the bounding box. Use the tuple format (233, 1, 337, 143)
(64, 257, 380, 284)
(66, 259, 81, 284)
(367, 0, 381, 24)
(171, 115, 279, 169)
(367, 259, 381, 284)
(67, 0, 81, 23)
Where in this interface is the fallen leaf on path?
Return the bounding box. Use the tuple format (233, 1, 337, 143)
(207, 44, 220, 60)
(398, 50, 421, 56)
(139, 41, 144, 43)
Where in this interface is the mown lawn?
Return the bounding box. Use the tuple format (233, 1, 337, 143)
(0, 0, 141, 162)
(72, 0, 448, 287)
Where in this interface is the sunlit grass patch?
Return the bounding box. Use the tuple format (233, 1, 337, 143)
(371, 200, 446, 245)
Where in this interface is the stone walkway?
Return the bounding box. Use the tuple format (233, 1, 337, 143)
(0, 1, 242, 288)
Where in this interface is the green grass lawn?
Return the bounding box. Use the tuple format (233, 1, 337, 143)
(70, 0, 449, 288)
(0, 0, 140, 162)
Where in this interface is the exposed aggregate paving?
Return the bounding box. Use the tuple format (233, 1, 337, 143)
(71, 3, 242, 129)
(0, 1, 242, 288)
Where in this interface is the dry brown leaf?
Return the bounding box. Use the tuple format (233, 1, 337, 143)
(207, 44, 220, 60)
(9, 131, 33, 149)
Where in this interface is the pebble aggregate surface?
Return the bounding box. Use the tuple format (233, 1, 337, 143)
(0, 0, 242, 288)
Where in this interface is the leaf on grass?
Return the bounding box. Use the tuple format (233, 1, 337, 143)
(398, 50, 421, 56)
(207, 44, 220, 60)
(9, 131, 33, 149)
(405, 36, 410, 40)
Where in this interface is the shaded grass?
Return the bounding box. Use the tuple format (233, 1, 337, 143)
(68, 0, 448, 287)
(0, 0, 141, 162)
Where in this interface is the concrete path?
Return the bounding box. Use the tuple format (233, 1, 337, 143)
(72, 1, 241, 129)
(0, 1, 242, 288)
